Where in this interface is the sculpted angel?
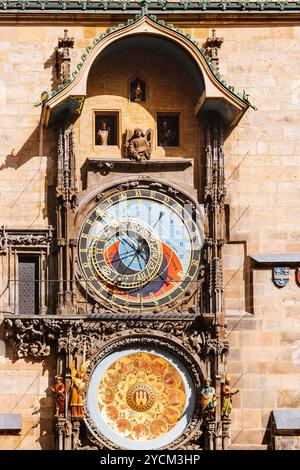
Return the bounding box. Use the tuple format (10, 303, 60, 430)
(125, 128, 152, 161)
(69, 361, 90, 418)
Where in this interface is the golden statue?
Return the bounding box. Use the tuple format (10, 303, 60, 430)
(70, 361, 90, 418)
(200, 378, 218, 419)
(221, 375, 239, 418)
(134, 81, 142, 102)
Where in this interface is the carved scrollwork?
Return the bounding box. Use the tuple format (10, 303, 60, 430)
(4, 318, 53, 358)
(97, 161, 115, 175)
(116, 181, 139, 190)
(174, 418, 203, 450)
(0, 226, 53, 254)
(204, 336, 229, 357)
(4, 315, 207, 360)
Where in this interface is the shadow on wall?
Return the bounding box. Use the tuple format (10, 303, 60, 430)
(262, 413, 272, 450)
(44, 48, 61, 92)
(0, 123, 57, 226)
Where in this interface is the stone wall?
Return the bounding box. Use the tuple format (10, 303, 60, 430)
(0, 339, 55, 450)
(0, 20, 300, 449)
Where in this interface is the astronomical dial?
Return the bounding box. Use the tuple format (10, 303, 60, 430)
(78, 186, 203, 311)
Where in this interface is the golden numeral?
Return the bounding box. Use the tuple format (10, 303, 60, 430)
(96, 209, 107, 219)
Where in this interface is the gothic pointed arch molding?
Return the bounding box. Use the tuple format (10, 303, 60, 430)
(40, 14, 252, 133)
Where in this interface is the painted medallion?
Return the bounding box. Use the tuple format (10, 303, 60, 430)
(97, 353, 186, 441)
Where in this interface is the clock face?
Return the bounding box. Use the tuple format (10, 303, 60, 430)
(78, 186, 203, 311)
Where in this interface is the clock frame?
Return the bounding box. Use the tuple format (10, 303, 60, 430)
(77, 179, 204, 312)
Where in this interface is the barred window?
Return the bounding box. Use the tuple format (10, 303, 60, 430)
(18, 255, 39, 315)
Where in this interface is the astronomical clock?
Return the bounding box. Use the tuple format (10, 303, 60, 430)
(78, 185, 203, 312)
(2, 11, 249, 452)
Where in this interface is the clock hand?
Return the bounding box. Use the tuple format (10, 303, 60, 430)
(109, 250, 137, 264)
(107, 248, 136, 262)
(138, 249, 173, 285)
(123, 237, 136, 249)
(152, 211, 165, 229)
(136, 254, 143, 270)
(119, 237, 149, 275)
(120, 253, 138, 275)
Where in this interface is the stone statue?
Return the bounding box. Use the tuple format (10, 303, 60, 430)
(158, 119, 176, 146)
(125, 128, 152, 161)
(70, 361, 90, 418)
(200, 378, 217, 419)
(51, 375, 66, 417)
(96, 119, 110, 145)
(221, 375, 239, 418)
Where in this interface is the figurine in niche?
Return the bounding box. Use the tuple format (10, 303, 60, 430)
(70, 361, 90, 418)
(134, 81, 142, 102)
(51, 375, 66, 417)
(221, 375, 239, 418)
(158, 116, 179, 146)
(130, 77, 146, 102)
(125, 128, 152, 161)
(96, 119, 110, 146)
(200, 377, 218, 419)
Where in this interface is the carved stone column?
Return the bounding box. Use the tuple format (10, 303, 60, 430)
(222, 417, 231, 450)
(206, 420, 216, 450)
(55, 417, 66, 450)
(56, 124, 78, 315)
(203, 117, 230, 449)
(72, 420, 82, 450)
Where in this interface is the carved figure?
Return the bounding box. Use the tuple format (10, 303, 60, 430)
(221, 375, 239, 418)
(125, 128, 152, 161)
(134, 81, 142, 101)
(51, 375, 66, 417)
(200, 378, 217, 419)
(57, 29, 74, 83)
(70, 361, 90, 418)
(0, 232, 8, 254)
(96, 119, 110, 145)
(158, 119, 176, 146)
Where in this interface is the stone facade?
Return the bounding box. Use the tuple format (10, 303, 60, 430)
(0, 6, 300, 450)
